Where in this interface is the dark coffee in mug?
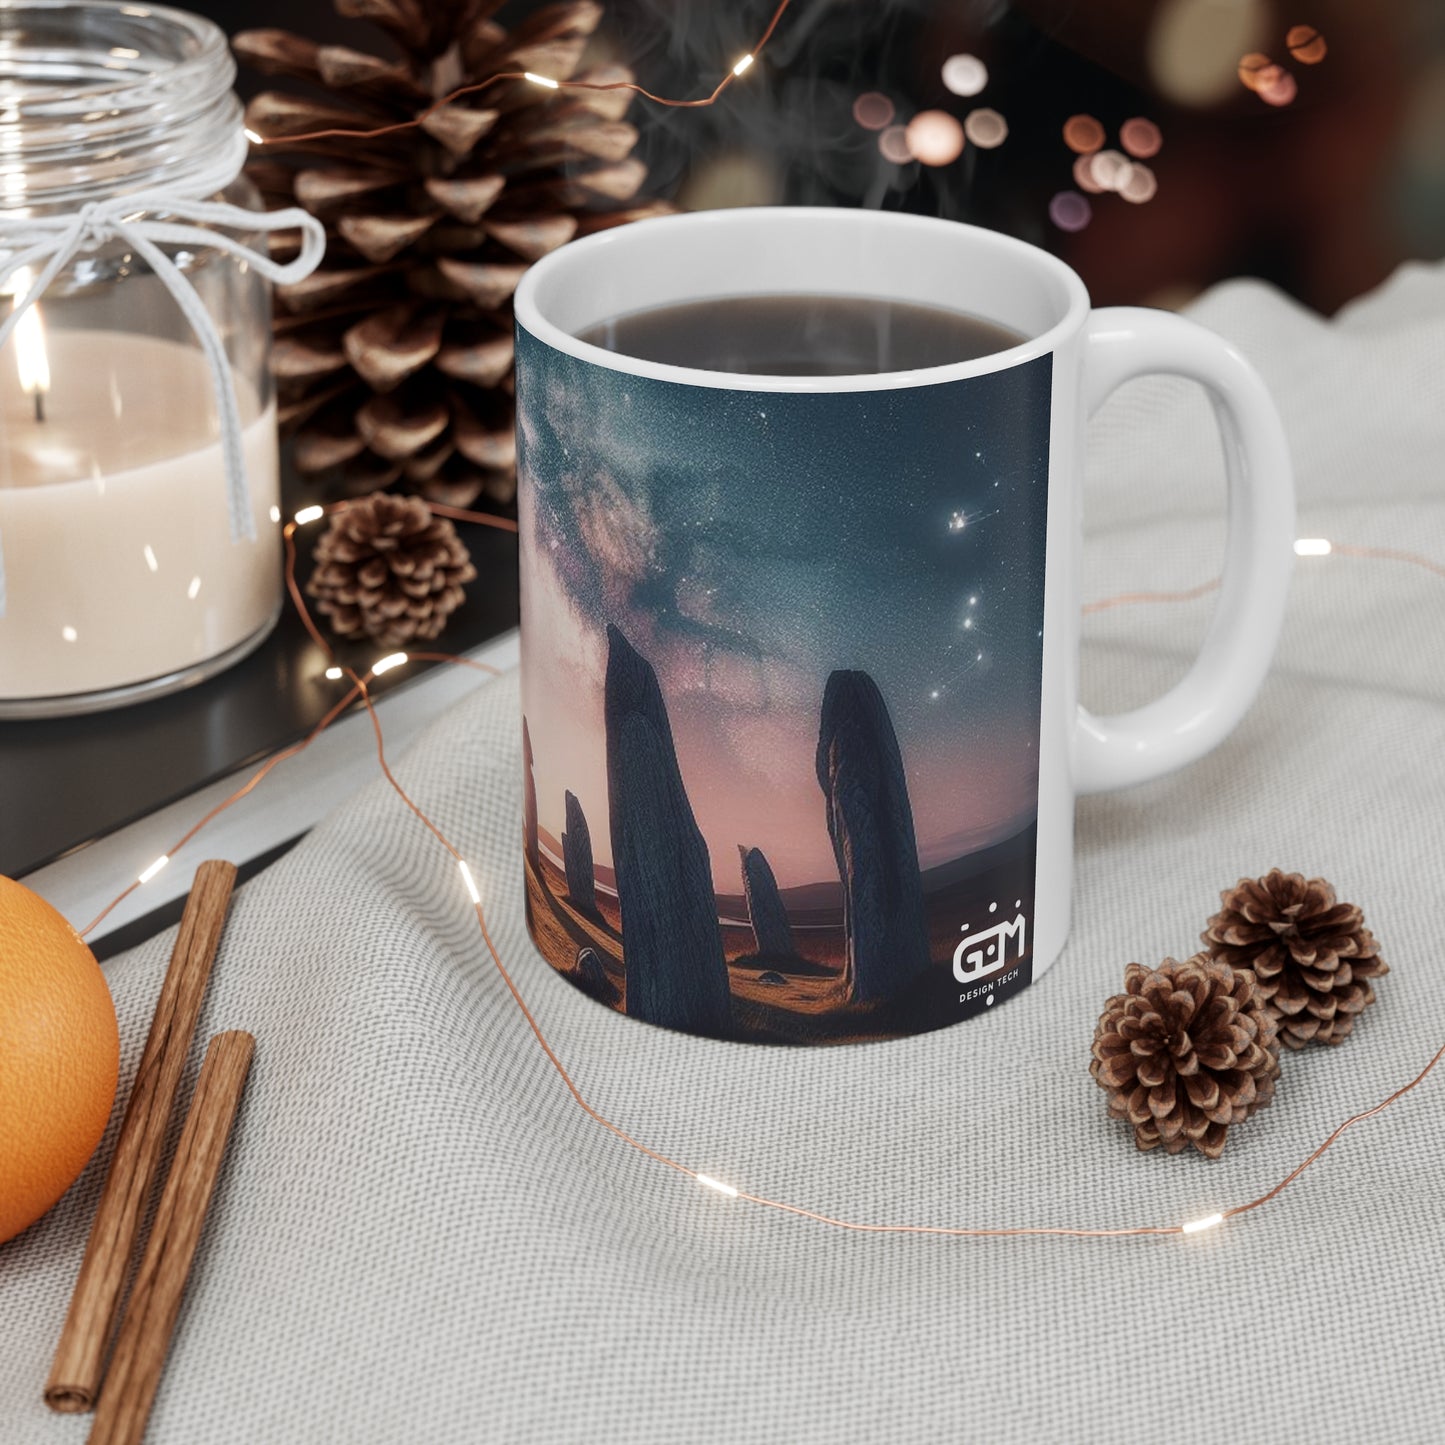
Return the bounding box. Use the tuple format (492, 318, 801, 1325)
(577, 295, 1024, 375)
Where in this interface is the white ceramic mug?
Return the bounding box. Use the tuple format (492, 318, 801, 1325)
(513, 208, 1293, 1044)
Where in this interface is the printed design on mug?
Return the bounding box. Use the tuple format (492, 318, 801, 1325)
(517, 325, 1051, 1043)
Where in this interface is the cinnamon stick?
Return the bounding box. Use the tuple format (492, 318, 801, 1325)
(46, 860, 238, 1413)
(87, 1032, 255, 1445)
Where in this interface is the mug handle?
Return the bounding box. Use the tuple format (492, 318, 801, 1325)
(1075, 307, 1295, 794)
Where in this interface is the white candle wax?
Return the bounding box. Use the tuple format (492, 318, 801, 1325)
(0, 329, 281, 702)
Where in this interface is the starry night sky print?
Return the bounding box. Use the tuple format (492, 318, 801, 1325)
(517, 325, 1052, 890)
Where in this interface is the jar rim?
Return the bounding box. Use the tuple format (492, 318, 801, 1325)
(0, 0, 229, 114)
(0, 1, 242, 211)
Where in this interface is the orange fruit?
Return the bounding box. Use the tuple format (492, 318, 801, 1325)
(0, 876, 119, 1245)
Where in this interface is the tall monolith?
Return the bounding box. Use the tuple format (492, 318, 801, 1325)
(738, 845, 795, 959)
(604, 625, 731, 1038)
(571, 946, 621, 1008)
(816, 669, 931, 1002)
(562, 790, 597, 915)
(522, 717, 540, 870)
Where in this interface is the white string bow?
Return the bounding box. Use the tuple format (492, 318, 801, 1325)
(0, 187, 326, 617)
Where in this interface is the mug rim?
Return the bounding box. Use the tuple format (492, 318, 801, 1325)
(514, 207, 1092, 394)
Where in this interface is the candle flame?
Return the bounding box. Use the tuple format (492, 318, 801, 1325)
(6, 267, 51, 408)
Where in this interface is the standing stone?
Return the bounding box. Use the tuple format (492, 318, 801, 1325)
(562, 790, 598, 915)
(572, 946, 621, 1008)
(605, 625, 732, 1038)
(522, 717, 540, 870)
(738, 845, 796, 959)
(816, 669, 931, 1003)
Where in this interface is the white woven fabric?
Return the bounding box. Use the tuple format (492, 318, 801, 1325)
(3, 264, 1444, 1444)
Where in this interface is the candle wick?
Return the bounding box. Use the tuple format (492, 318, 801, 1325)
(33, 390, 45, 423)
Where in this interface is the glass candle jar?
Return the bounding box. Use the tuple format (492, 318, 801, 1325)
(0, 1, 290, 716)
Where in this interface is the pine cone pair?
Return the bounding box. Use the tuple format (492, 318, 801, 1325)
(307, 493, 476, 646)
(1202, 870, 1389, 1050)
(1091, 957, 1281, 1159)
(235, 0, 669, 509)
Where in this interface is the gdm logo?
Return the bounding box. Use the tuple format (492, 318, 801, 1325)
(952, 902, 1027, 984)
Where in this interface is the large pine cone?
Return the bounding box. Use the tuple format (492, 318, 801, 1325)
(307, 493, 476, 646)
(1202, 869, 1388, 1049)
(235, 0, 668, 508)
(1091, 956, 1281, 1159)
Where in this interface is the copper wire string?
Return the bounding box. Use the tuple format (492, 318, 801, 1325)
(80, 507, 1445, 1241)
(1082, 578, 1221, 615)
(252, 0, 796, 147)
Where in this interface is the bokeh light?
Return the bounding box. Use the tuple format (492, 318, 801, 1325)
(1119, 118, 1163, 159)
(906, 109, 965, 166)
(852, 92, 895, 131)
(878, 125, 913, 163)
(1073, 153, 1105, 194)
(1088, 148, 1132, 192)
(963, 107, 1008, 149)
(1286, 24, 1327, 64)
(1237, 52, 1273, 91)
(1258, 67, 1298, 106)
(941, 54, 988, 97)
(1063, 114, 1106, 154)
(1119, 163, 1159, 204)
(1049, 191, 1092, 232)
(1149, 0, 1270, 107)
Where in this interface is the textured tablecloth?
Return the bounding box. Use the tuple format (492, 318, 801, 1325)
(3, 264, 1444, 1445)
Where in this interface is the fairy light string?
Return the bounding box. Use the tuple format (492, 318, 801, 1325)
(72, 495, 1445, 1244)
(247, 0, 795, 148)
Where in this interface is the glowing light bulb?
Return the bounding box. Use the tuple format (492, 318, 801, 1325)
(294, 505, 325, 525)
(1294, 537, 1332, 556)
(1181, 1212, 1224, 1235)
(524, 71, 559, 89)
(324, 665, 343, 680)
(696, 1174, 739, 1198)
(371, 651, 409, 676)
(243, 127, 264, 145)
(732, 53, 754, 76)
(459, 860, 482, 904)
(138, 854, 170, 885)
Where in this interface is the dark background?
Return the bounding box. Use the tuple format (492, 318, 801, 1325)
(206, 0, 1445, 316)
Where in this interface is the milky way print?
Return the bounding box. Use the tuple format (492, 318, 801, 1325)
(517, 324, 1051, 1043)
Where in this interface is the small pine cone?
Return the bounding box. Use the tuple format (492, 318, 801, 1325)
(1202, 870, 1388, 1050)
(307, 494, 476, 647)
(1091, 956, 1281, 1159)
